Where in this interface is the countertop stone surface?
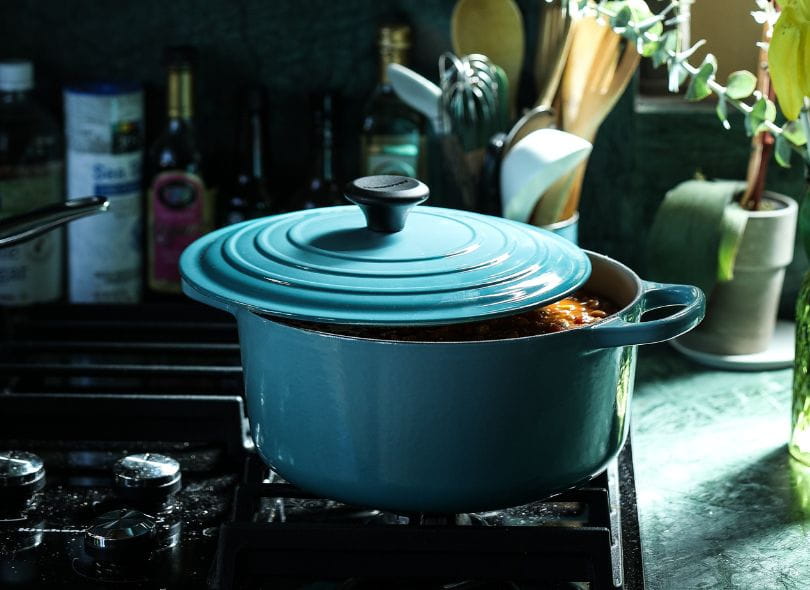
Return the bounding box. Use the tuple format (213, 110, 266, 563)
(632, 345, 810, 590)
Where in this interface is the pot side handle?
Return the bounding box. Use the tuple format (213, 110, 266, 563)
(585, 281, 706, 348)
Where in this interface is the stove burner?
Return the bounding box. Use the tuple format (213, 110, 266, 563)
(0, 451, 45, 489)
(0, 451, 45, 514)
(84, 509, 156, 562)
(113, 453, 181, 506)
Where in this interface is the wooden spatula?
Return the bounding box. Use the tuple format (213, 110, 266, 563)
(559, 39, 640, 220)
(534, 17, 640, 224)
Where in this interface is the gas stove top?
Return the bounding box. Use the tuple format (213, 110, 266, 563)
(0, 444, 236, 588)
(0, 303, 644, 589)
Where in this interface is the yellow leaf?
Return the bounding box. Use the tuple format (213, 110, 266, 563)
(781, 0, 810, 20)
(769, 6, 808, 120)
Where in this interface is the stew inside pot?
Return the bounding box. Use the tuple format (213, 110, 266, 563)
(275, 291, 617, 342)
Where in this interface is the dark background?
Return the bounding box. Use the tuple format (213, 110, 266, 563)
(0, 0, 805, 280)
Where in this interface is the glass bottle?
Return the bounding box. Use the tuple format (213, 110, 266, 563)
(288, 93, 343, 210)
(146, 46, 211, 294)
(0, 59, 64, 306)
(219, 85, 274, 226)
(790, 174, 810, 463)
(64, 82, 144, 303)
(360, 24, 426, 178)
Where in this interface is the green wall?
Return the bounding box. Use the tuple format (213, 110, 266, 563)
(2, 0, 805, 278)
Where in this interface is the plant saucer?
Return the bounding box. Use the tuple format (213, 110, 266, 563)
(670, 320, 794, 371)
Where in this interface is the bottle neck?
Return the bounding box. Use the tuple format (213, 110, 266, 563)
(379, 47, 407, 84)
(312, 97, 336, 183)
(249, 111, 264, 180)
(235, 107, 267, 181)
(321, 114, 334, 182)
(167, 66, 193, 121)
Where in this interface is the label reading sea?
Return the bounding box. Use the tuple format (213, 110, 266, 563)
(0, 162, 64, 305)
(149, 170, 206, 284)
(67, 151, 142, 302)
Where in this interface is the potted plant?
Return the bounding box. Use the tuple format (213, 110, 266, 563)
(583, 0, 809, 362)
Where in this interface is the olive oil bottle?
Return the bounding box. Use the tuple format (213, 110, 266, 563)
(360, 25, 426, 178)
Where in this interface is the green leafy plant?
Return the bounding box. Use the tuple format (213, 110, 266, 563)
(578, 0, 810, 171)
(583, 1, 810, 302)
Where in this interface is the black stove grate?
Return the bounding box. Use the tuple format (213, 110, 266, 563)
(0, 304, 645, 590)
(0, 302, 243, 395)
(214, 445, 644, 590)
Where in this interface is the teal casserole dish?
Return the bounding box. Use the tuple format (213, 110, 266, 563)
(180, 176, 704, 513)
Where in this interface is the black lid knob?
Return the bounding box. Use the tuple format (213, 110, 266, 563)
(344, 175, 429, 233)
(84, 509, 156, 562)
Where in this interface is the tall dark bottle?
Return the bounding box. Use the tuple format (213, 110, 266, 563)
(0, 60, 63, 305)
(146, 46, 211, 294)
(219, 86, 274, 226)
(360, 25, 425, 178)
(289, 93, 343, 210)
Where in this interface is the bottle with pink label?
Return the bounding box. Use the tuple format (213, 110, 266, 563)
(146, 46, 211, 294)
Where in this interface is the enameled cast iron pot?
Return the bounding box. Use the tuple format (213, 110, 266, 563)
(180, 176, 705, 513)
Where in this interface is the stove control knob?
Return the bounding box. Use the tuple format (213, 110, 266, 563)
(0, 451, 45, 506)
(113, 453, 181, 504)
(84, 509, 156, 561)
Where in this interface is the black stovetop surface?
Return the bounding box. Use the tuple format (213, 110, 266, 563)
(0, 303, 644, 590)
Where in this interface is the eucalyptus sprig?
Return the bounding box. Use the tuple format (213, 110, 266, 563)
(577, 0, 810, 168)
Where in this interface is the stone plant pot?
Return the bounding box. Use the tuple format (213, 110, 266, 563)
(677, 192, 798, 355)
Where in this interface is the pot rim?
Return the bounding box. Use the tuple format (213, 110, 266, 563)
(540, 210, 579, 232)
(250, 250, 645, 346)
(738, 191, 798, 218)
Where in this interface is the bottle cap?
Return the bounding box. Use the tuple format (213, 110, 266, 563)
(0, 60, 33, 92)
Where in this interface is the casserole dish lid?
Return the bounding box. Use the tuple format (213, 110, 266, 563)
(180, 176, 591, 325)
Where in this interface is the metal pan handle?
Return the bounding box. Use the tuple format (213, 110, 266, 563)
(0, 196, 109, 249)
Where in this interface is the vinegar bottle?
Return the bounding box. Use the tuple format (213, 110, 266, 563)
(289, 93, 343, 210)
(146, 46, 211, 294)
(219, 85, 274, 226)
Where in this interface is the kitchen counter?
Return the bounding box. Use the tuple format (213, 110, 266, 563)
(632, 345, 810, 590)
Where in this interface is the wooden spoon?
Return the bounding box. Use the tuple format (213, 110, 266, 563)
(534, 0, 573, 109)
(452, 0, 525, 118)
